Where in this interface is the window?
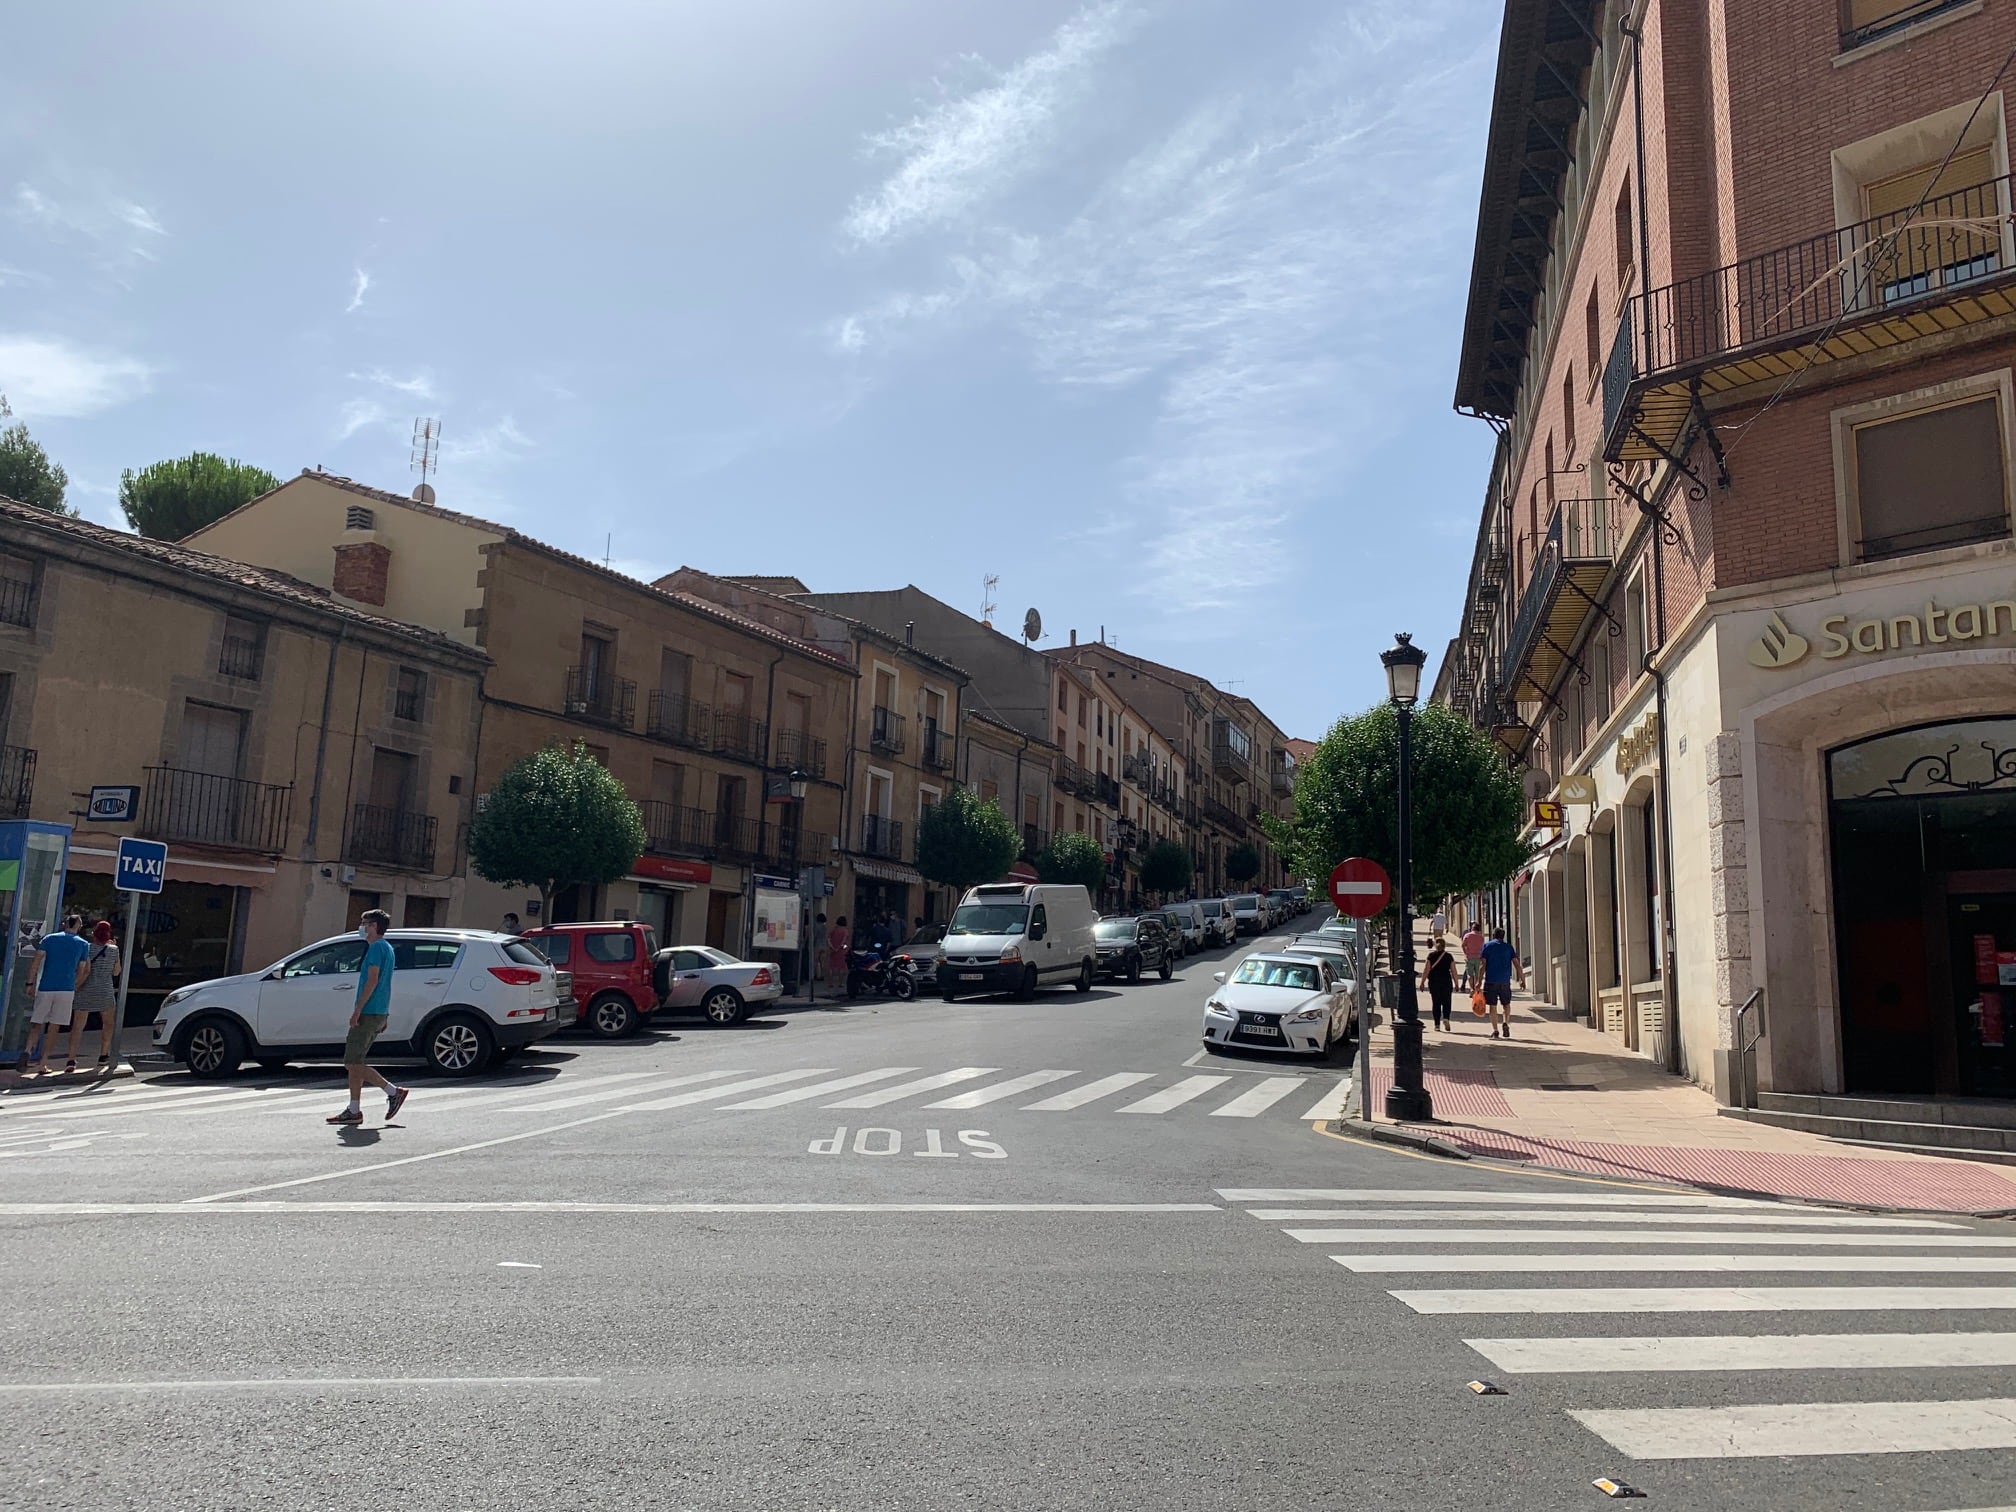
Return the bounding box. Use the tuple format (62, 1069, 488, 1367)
(1623, 568, 1648, 676)
(1640, 798, 1662, 980)
(392, 938, 460, 969)
(1584, 287, 1602, 383)
(1563, 370, 1577, 456)
(583, 744, 610, 766)
(1543, 434, 1557, 507)
(280, 940, 365, 978)
(368, 747, 415, 813)
(1842, 0, 1976, 51)
(1096, 705, 1103, 738)
(1054, 799, 1064, 832)
(659, 648, 691, 702)
(1057, 680, 1067, 713)
(579, 628, 613, 700)
(980, 778, 999, 802)
(584, 931, 637, 963)
(536, 935, 574, 966)
(1863, 146, 1999, 304)
(652, 759, 686, 809)
(1076, 693, 1087, 729)
(1614, 179, 1633, 286)
(219, 616, 263, 680)
(394, 667, 424, 722)
(0, 554, 31, 628)
(1849, 393, 2009, 561)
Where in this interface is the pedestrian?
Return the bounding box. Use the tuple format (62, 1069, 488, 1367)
(827, 915, 850, 983)
(1429, 905, 1447, 938)
(1421, 935, 1456, 1032)
(21, 914, 90, 1075)
(68, 918, 123, 1071)
(501, 911, 521, 935)
(327, 909, 409, 1126)
(1479, 926, 1525, 1040)
(1460, 922, 1486, 992)
(870, 913, 894, 951)
(812, 913, 829, 981)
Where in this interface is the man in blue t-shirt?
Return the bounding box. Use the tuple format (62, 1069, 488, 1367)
(23, 913, 91, 1073)
(1479, 926, 1525, 1040)
(328, 909, 409, 1125)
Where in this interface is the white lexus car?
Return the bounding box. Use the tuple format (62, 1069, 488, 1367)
(1200, 953, 1354, 1058)
(151, 929, 574, 1079)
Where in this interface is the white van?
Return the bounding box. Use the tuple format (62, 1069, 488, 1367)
(1197, 897, 1238, 947)
(1167, 900, 1206, 953)
(1230, 894, 1265, 936)
(938, 883, 1098, 1000)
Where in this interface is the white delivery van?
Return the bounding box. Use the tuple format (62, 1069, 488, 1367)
(938, 883, 1099, 1001)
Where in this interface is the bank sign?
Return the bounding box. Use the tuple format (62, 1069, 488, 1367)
(1747, 596, 2016, 671)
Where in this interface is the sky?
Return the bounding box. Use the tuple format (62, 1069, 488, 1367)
(2, 0, 1502, 740)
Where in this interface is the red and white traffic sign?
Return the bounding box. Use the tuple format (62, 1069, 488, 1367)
(1328, 857, 1391, 918)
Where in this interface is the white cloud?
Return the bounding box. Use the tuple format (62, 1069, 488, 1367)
(350, 367, 436, 400)
(442, 415, 534, 467)
(11, 182, 166, 276)
(0, 334, 152, 418)
(336, 396, 389, 440)
(842, 2, 1141, 247)
(346, 267, 371, 313)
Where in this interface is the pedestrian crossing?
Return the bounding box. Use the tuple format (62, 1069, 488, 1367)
(1226, 1185, 2016, 1475)
(2, 1062, 1355, 1127)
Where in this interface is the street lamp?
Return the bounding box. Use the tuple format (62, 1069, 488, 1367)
(1380, 632, 1433, 1123)
(786, 769, 811, 1002)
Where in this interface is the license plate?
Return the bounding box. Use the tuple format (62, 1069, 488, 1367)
(1238, 1025, 1282, 1038)
(959, 972, 984, 982)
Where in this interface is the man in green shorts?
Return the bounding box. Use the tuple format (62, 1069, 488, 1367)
(328, 909, 409, 1125)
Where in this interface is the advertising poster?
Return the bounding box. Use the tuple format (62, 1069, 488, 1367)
(753, 889, 801, 951)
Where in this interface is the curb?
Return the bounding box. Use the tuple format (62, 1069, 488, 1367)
(1330, 1117, 1472, 1160)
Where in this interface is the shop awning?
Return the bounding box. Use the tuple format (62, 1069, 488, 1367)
(851, 857, 924, 886)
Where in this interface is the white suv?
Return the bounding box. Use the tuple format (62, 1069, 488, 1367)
(151, 929, 574, 1080)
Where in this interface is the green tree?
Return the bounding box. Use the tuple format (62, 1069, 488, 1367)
(1140, 837, 1193, 898)
(1034, 830, 1108, 897)
(1225, 841, 1262, 887)
(0, 395, 70, 515)
(468, 743, 648, 919)
(915, 786, 1021, 895)
(119, 452, 280, 540)
(1262, 700, 1530, 911)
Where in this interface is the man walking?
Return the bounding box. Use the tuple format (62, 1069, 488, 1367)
(21, 914, 90, 1074)
(328, 909, 409, 1125)
(1479, 926, 1525, 1040)
(1460, 922, 1486, 992)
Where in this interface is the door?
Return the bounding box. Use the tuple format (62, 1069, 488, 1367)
(256, 937, 366, 1049)
(1945, 883, 2016, 1099)
(177, 702, 246, 844)
(1029, 902, 1053, 978)
(388, 938, 460, 1041)
(705, 892, 734, 951)
(664, 947, 712, 1007)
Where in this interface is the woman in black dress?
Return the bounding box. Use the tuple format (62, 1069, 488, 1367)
(1421, 937, 1456, 1031)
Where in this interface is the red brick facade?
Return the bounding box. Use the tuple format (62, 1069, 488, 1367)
(333, 540, 391, 607)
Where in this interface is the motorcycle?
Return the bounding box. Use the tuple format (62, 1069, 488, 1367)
(845, 945, 917, 1001)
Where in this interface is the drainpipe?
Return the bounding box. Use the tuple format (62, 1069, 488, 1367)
(301, 624, 349, 859)
(746, 649, 787, 961)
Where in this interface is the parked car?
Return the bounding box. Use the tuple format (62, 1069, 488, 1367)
(1200, 952, 1353, 1058)
(1197, 898, 1238, 947)
(938, 883, 1098, 1000)
(1146, 909, 1192, 957)
(1267, 888, 1302, 923)
(1280, 940, 1361, 1036)
(523, 921, 660, 1039)
(892, 923, 947, 988)
(1229, 894, 1265, 936)
(652, 945, 784, 1026)
(1092, 915, 1176, 983)
(1165, 901, 1206, 954)
(151, 929, 574, 1080)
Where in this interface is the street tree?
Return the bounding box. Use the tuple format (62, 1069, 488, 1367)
(1262, 700, 1529, 912)
(119, 452, 280, 540)
(1035, 830, 1108, 897)
(0, 395, 70, 515)
(1139, 837, 1193, 898)
(1224, 842, 1261, 887)
(915, 786, 1021, 896)
(468, 743, 648, 921)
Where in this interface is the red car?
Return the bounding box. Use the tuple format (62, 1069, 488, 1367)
(523, 921, 663, 1039)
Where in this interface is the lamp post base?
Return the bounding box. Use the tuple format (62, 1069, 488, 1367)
(1383, 1018, 1435, 1122)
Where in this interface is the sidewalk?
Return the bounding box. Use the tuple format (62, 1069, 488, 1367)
(1360, 985, 2016, 1215)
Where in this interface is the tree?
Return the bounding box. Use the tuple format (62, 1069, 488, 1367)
(119, 452, 280, 540)
(915, 786, 1021, 895)
(1034, 830, 1108, 897)
(1140, 837, 1193, 898)
(468, 743, 648, 920)
(0, 395, 70, 515)
(1262, 700, 1530, 911)
(1225, 842, 1262, 887)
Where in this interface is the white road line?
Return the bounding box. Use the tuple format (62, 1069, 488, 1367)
(822, 1068, 999, 1108)
(1287, 1228, 2016, 1248)
(150, 1089, 346, 1118)
(621, 1069, 834, 1112)
(15, 1082, 244, 1112)
(1220, 1188, 1765, 1207)
(1466, 1332, 2016, 1373)
(1247, 1208, 1961, 1228)
(510, 1069, 747, 1113)
(1570, 1397, 2016, 1460)
(1022, 1073, 1156, 1111)
(721, 1068, 921, 1109)
(923, 1071, 1076, 1108)
(0, 1201, 1226, 1216)
(1298, 1076, 1354, 1120)
(405, 1071, 666, 1115)
(1118, 1076, 1231, 1115)
(0, 1376, 603, 1393)
(1210, 1076, 1307, 1118)
(1393, 1286, 2016, 1315)
(1336, 1254, 2016, 1274)
(36, 1085, 308, 1120)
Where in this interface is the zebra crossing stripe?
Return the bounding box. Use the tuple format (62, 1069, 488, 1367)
(1337, 1254, 2016, 1274)
(822, 1068, 999, 1109)
(1466, 1332, 2016, 1373)
(721, 1068, 921, 1109)
(1391, 1286, 2016, 1314)
(1211, 1077, 1306, 1118)
(397, 1071, 665, 1116)
(1248, 1208, 1962, 1227)
(1119, 1076, 1230, 1115)
(1570, 1397, 2016, 1460)
(1022, 1073, 1156, 1111)
(37, 1085, 308, 1120)
(622, 1069, 834, 1111)
(508, 1070, 748, 1113)
(1220, 1188, 1764, 1206)
(1287, 1228, 2016, 1248)
(1298, 1076, 1353, 1120)
(923, 1071, 1076, 1108)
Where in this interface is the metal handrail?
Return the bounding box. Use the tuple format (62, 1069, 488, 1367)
(1733, 987, 1767, 1111)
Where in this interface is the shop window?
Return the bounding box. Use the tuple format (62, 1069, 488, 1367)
(1640, 799, 1662, 979)
(1848, 392, 2009, 561)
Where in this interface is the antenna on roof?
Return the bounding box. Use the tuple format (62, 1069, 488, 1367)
(980, 573, 999, 627)
(410, 418, 440, 503)
(604, 533, 612, 570)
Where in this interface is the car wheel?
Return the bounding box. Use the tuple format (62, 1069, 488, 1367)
(1016, 966, 1038, 1001)
(845, 972, 863, 1000)
(1073, 960, 1093, 994)
(1127, 954, 1142, 985)
(586, 992, 639, 1039)
(702, 987, 747, 1026)
(182, 1017, 244, 1081)
(941, 987, 958, 1003)
(1159, 953, 1173, 981)
(425, 1012, 494, 1077)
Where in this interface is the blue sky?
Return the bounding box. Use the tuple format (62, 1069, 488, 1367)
(3, 0, 1500, 738)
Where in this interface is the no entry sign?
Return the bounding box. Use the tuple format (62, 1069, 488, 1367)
(1328, 857, 1391, 918)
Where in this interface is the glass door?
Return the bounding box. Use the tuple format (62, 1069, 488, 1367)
(1948, 888, 2016, 1099)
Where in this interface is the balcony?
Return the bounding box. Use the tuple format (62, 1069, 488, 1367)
(1020, 824, 1048, 862)
(141, 766, 291, 852)
(771, 729, 827, 779)
(218, 631, 263, 681)
(565, 667, 637, 730)
(711, 812, 765, 862)
(641, 801, 710, 856)
(861, 813, 905, 860)
(1211, 727, 1251, 779)
(346, 803, 437, 871)
(1055, 757, 1097, 800)
(763, 822, 828, 867)
(1842, 0, 1972, 50)
(1269, 762, 1293, 798)
(1500, 497, 1622, 703)
(646, 692, 712, 753)
(1095, 773, 1119, 806)
(1201, 793, 1245, 833)
(0, 745, 34, 818)
(870, 706, 906, 755)
(921, 721, 954, 773)
(1605, 170, 2016, 465)
(0, 575, 32, 628)
(712, 712, 769, 766)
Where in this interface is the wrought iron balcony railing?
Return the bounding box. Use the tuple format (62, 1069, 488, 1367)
(1095, 773, 1119, 806)
(142, 766, 291, 852)
(565, 667, 637, 730)
(1055, 757, 1098, 800)
(0, 745, 34, 818)
(218, 632, 263, 681)
(646, 692, 711, 752)
(712, 712, 768, 766)
(1201, 794, 1245, 832)
(870, 706, 906, 755)
(771, 729, 827, 779)
(641, 801, 710, 856)
(921, 722, 954, 772)
(1020, 824, 1048, 862)
(0, 576, 33, 629)
(860, 814, 905, 860)
(346, 803, 437, 871)
(1501, 497, 1622, 702)
(711, 813, 765, 862)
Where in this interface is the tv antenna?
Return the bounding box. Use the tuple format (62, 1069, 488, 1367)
(410, 417, 440, 502)
(980, 573, 999, 627)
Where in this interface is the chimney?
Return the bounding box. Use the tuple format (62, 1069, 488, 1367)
(1069, 629, 1077, 647)
(905, 620, 915, 646)
(333, 507, 390, 606)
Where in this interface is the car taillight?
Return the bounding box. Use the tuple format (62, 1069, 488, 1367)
(749, 968, 773, 986)
(489, 966, 543, 986)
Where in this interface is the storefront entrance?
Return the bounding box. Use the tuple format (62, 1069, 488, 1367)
(1829, 718, 2016, 1097)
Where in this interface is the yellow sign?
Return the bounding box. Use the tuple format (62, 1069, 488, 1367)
(1533, 800, 1564, 828)
(1615, 713, 1660, 775)
(1557, 774, 1597, 805)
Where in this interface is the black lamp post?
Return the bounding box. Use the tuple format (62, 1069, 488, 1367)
(1381, 632, 1433, 1123)
(786, 769, 811, 1002)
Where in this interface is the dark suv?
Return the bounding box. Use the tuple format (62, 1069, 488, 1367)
(1092, 915, 1175, 983)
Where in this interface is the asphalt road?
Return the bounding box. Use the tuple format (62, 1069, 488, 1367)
(4, 913, 2015, 1511)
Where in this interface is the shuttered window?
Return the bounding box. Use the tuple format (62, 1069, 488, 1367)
(1863, 146, 1999, 301)
(1853, 395, 2009, 561)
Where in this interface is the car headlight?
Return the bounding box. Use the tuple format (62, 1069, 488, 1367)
(161, 986, 199, 1009)
(1289, 1006, 1326, 1022)
(998, 946, 1021, 963)
(1204, 999, 1232, 1016)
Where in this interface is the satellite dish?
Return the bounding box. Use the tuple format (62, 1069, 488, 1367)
(412, 483, 436, 504)
(1022, 607, 1042, 643)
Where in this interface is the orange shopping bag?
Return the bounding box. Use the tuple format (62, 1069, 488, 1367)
(1470, 989, 1488, 1016)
